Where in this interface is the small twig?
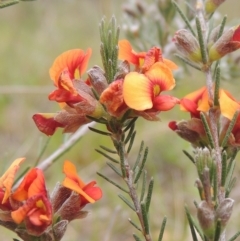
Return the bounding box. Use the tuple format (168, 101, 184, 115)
(13, 123, 96, 189)
(37, 122, 96, 171)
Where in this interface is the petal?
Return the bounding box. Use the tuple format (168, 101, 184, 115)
(182, 87, 211, 116)
(123, 72, 153, 111)
(81, 184, 102, 206)
(142, 47, 162, 71)
(85, 186, 102, 201)
(197, 89, 211, 112)
(83, 181, 102, 201)
(163, 58, 178, 70)
(12, 168, 47, 201)
(48, 89, 83, 104)
(49, 49, 92, 86)
(0, 158, 25, 204)
(118, 39, 145, 65)
(62, 177, 95, 203)
(180, 98, 200, 117)
(32, 113, 65, 136)
(182, 87, 206, 103)
(219, 89, 240, 120)
(29, 209, 46, 226)
(11, 194, 40, 224)
(168, 121, 178, 131)
(11, 194, 48, 225)
(145, 62, 176, 91)
(100, 79, 128, 117)
(28, 169, 47, 198)
(58, 68, 76, 93)
(78, 48, 92, 77)
(63, 161, 85, 188)
(232, 25, 240, 41)
(153, 95, 179, 111)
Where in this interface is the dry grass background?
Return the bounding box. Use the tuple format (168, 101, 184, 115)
(0, 0, 240, 240)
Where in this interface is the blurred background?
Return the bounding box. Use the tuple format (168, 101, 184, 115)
(0, 0, 240, 240)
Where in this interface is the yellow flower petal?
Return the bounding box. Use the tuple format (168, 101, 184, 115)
(123, 72, 153, 111)
(63, 161, 85, 188)
(0, 158, 25, 204)
(197, 89, 210, 112)
(180, 87, 206, 111)
(118, 39, 145, 66)
(163, 58, 178, 70)
(219, 90, 240, 120)
(145, 62, 175, 91)
(62, 177, 95, 203)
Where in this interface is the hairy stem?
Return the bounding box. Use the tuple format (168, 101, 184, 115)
(115, 131, 152, 241)
(196, 1, 225, 240)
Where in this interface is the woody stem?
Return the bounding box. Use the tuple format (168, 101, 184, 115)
(115, 131, 152, 241)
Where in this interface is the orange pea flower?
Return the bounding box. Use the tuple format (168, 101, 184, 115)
(48, 49, 92, 104)
(33, 49, 106, 135)
(119, 39, 178, 72)
(180, 87, 240, 120)
(11, 168, 52, 236)
(100, 79, 128, 117)
(62, 161, 102, 207)
(122, 51, 178, 113)
(170, 86, 240, 148)
(50, 49, 91, 87)
(209, 25, 240, 62)
(180, 87, 209, 118)
(0, 158, 25, 205)
(118, 39, 146, 68)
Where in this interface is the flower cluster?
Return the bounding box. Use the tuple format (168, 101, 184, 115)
(0, 159, 102, 240)
(33, 39, 179, 135)
(169, 85, 240, 150)
(30, 16, 240, 239)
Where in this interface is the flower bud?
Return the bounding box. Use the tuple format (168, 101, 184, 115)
(51, 183, 89, 222)
(114, 60, 130, 80)
(205, 0, 226, 14)
(197, 200, 215, 239)
(51, 182, 72, 214)
(209, 25, 240, 62)
(87, 66, 108, 95)
(49, 220, 68, 241)
(173, 29, 202, 62)
(55, 191, 88, 222)
(216, 198, 234, 229)
(168, 118, 207, 147)
(194, 148, 216, 179)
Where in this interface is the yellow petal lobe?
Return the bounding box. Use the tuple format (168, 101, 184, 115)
(123, 72, 152, 111)
(219, 90, 240, 120)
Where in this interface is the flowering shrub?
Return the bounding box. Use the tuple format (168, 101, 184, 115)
(1, 0, 240, 241)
